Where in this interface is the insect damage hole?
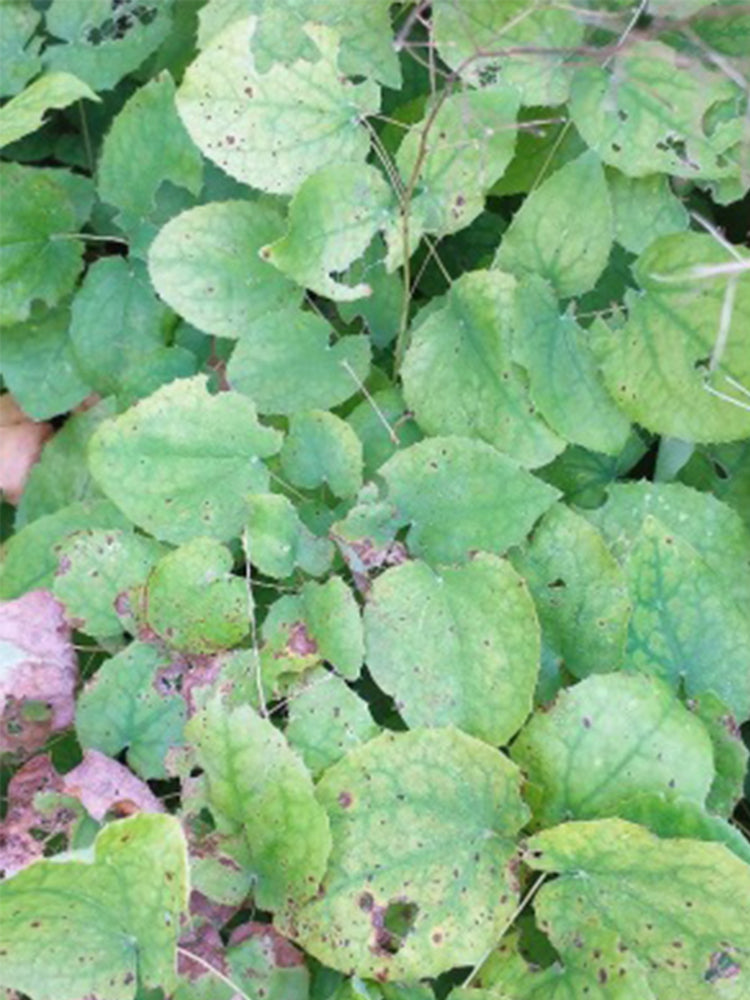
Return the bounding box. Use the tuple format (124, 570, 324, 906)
(372, 899, 419, 955)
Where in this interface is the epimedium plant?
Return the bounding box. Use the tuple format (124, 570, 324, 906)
(0, 0, 750, 997)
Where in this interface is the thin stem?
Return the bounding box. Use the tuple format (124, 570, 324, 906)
(52, 232, 129, 246)
(462, 872, 548, 988)
(176, 948, 250, 1000)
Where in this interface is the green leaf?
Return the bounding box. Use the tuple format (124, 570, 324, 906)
(380, 436, 559, 564)
(387, 89, 520, 261)
(621, 515, 750, 720)
(281, 411, 363, 499)
(0, 0, 42, 97)
(286, 668, 379, 777)
(144, 538, 249, 654)
(401, 270, 564, 467)
(246, 494, 333, 579)
(536, 434, 648, 510)
(513, 276, 631, 455)
(97, 72, 203, 234)
(53, 528, 166, 639)
(76, 641, 186, 779)
(570, 40, 743, 180)
(512, 674, 715, 827)
(42, 0, 174, 92)
(186, 698, 332, 912)
(606, 169, 689, 254)
(688, 691, 749, 817)
(177, 17, 379, 194)
(88, 376, 282, 544)
(0, 163, 84, 326)
(299, 576, 364, 679)
(15, 398, 117, 528)
(0, 499, 130, 600)
(432, 0, 584, 106)
(0, 813, 188, 1000)
(68, 257, 169, 396)
(495, 152, 613, 298)
(0, 72, 99, 149)
(262, 163, 393, 301)
(679, 440, 750, 532)
(227, 309, 371, 415)
(522, 818, 750, 1000)
(292, 728, 528, 978)
(0, 302, 90, 420)
(510, 504, 630, 681)
(616, 794, 750, 868)
(148, 200, 301, 339)
(364, 555, 539, 745)
(596, 232, 750, 442)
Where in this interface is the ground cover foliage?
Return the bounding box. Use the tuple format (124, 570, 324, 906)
(1, 0, 750, 996)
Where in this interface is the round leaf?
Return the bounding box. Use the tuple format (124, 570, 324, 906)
(88, 376, 282, 544)
(364, 555, 539, 745)
(292, 727, 528, 978)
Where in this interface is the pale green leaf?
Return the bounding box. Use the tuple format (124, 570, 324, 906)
(97, 72, 203, 230)
(177, 17, 379, 194)
(42, 0, 174, 92)
(0, 302, 90, 420)
(197, 0, 400, 86)
(582, 481, 750, 608)
(512, 674, 715, 827)
(0, 500, 130, 600)
(495, 152, 613, 298)
(596, 233, 750, 442)
(292, 728, 528, 978)
(338, 238, 402, 348)
(432, 0, 584, 106)
(570, 40, 743, 180)
(0, 813, 188, 1000)
(186, 698, 332, 912)
(364, 555, 539, 744)
(262, 163, 393, 301)
(53, 528, 166, 639)
(246, 494, 333, 579)
(259, 594, 322, 695)
(69, 257, 170, 396)
(148, 200, 301, 339)
(513, 277, 631, 455)
(286, 668, 379, 776)
(380, 436, 560, 564)
(510, 504, 630, 680)
(280, 411, 363, 499)
(402, 270, 564, 467)
(0, 163, 84, 326)
(0, 0, 42, 97)
(386, 89, 520, 263)
(606, 169, 689, 254)
(523, 818, 750, 1000)
(621, 516, 750, 720)
(88, 376, 282, 544)
(0, 72, 98, 149)
(227, 309, 371, 415)
(75, 641, 186, 779)
(144, 538, 249, 654)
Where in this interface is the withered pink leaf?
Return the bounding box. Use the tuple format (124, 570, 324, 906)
(0, 754, 66, 877)
(62, 749, 164, 821)
(0, 589, 76, 753)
